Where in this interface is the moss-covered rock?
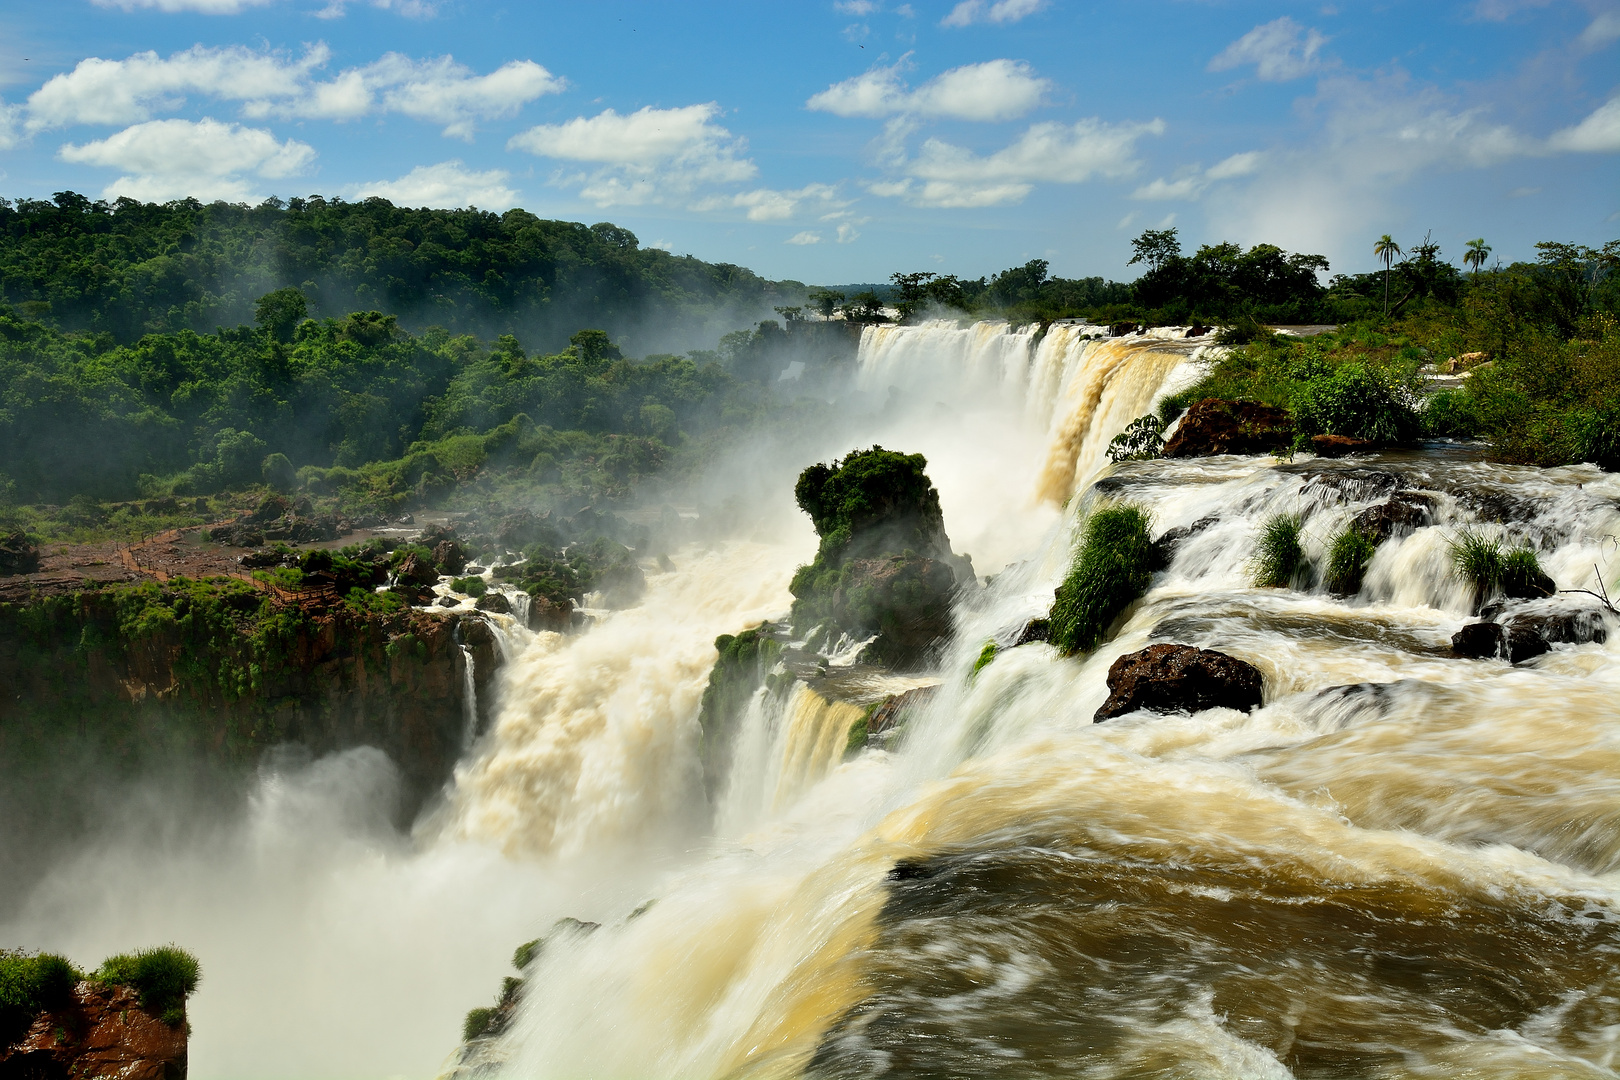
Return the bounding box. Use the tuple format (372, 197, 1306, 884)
(697, 624, 783, 795)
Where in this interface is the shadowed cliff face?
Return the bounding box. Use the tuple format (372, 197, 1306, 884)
(0, 591, 502, 909)
(2, 980, 187, 1080)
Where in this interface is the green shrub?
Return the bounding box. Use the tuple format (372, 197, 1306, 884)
(451, 576, 488, 597)
(0, 951, 81, 1045)
(1251, 513, 1308, 589)
(96, 945, 200, 1026)
(1049, 504, 1155, 655)
(463, 1006, 499, 1042)
(1501, 546, 1550, 597)
(1423, 388, 1482, 438)
(1291, 363, 1422, 444)
(1106, 414, 1166, 462)
(1326, 526, 1377, 595)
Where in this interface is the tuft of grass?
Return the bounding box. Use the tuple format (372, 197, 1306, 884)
(451, 575, 488, 597)
(0, 951, 81, 1045)
(1250, 513, 1308, 589)
(512, 939, 543, 971)
(971, 640, 998, 676)
(96, 945, 200, 1027)
(1049, 504, 1155, 656)
(1326, 526, 1377, 596)
(463, 1006, 499, 1042)
(1448, 528, 1503, 599)
(1501, 545, 1550, 598)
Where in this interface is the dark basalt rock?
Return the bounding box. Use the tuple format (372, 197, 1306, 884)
(528, 595, 572, 632)
(1014, 618, 1050, 646)
(1311, 434, 1379, 457)
(206, 523, 265, 547)
(843, 555, 957, 669)
(1147, 516, 1218, 571)
(433, 539, 467, 575)
(0, 530, 41, 576)
(1162, 399, 1293, 458)
(474, 591, 512, 614)
(1505, 609, 1609, 646)
(867, 685, 939, 738)
(1094, 643, 1264, 722)
(1298, 468, 1403, 503)
(393, 551, 439, 588)
(1506, 626, 1550, 663)
(1452, 621, 1504, 659)
(1351, 491, 1437, 543)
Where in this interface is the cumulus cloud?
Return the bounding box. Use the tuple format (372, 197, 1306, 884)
(833, 0, 879, 12)
(58, 118, 315, 202)
(836, 220, 861, 243)
(0, 103, 21, 151)
(1131, 151, 1263, 201)
(25, 45, 561, 140)
(785, 230, 822, 245)
(807, 57, 1047, 122)
(709, 183, 845, 221)
(1209, 17, 1329, 81)
(349, 160, 516, 208)
(873, 117, 1163, 207)
(940, 0, 1044, 28)
(1548, 96, 1620, 152)
(508, 103, 756, 207)
(91, 0, 274, 10)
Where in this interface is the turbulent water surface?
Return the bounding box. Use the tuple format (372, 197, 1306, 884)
(8, 320, 1620, 1080)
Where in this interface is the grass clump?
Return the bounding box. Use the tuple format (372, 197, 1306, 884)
(463, 1006, 499, 1042)
(1326, 526, 1378, 596)
(1049, 504, 1155, 656)
(1251, 513, 1308, 589)
(971, 639, 998, 676)
(96, 945, 201, 1026)
(1, 951, 80, 1045)
(1448, 528, 1503, 600)
(451, 575, 488, 597)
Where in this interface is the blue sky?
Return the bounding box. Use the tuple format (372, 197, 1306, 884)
(0, 0, 1616, 285)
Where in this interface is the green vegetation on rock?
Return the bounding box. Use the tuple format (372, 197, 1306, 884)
(96, 946, 201, 1027)
(697, 625, 783, 793)
(1326, 526, 1378, 596)
(2, 944, 200, 1042)
(0, 951, 79, 1045)
(1049, 505, 1154, 656)
(1251, 513, 1308, 589)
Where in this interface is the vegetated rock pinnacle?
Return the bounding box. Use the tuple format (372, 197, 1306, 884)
(789, 446, 972, 670)
(1095, 643, 1264, 721)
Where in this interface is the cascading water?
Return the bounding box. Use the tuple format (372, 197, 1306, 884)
(457, 644, 479, 751)
(470, 322, 1620, 1079)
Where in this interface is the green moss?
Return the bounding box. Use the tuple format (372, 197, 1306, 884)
(1251, 513, 1307, 589)
(1326, 526, 1377, 596)
(971, 639, 998, 676)
(463, 1006, 498, 1042)
(696, 624, 783, 792)
(95, 945, 200, 1027)
(1049, 504, 1155, 656)
(512, 939, 543, 971)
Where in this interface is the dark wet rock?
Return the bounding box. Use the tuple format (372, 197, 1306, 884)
(207, 523, 265, 547)
(474, 591, 512, 614)
(392, 551, 439, 588)
(1110, 321, 1142, 337)
(843, 555, 958, 669)
(396, 513, 415, 525)
(1452, 621, 1504, 659)
(433, 539, 467, 575)
(262, 514, 340, 543)
(244, 493, 291, 525)
(465, 565, 487, 575)
(0, 530, 41, 576)
(528, 595, 572, 632)
(1014, 618, 1051, 646)
(1505, 607, 1609, 646)
(1095, 643, 1264, 721)
(1506, 626, 1550, 664)
(1, 979, 188, 1080)
(1311, 434, 1379, 457)
(1351, 491, 1437, 543)
(495, 510, 557, 549)
(868, 685, 939, 738)
(1162, 399, 1293, 458)
(1297, 467, 1404, 503)
(1504, 566, 1557, 601)
(436, 596, 460, 608)
(237, 548, 296, 570)
(1147, 516, 1218, 571)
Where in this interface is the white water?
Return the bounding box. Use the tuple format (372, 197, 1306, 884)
(9, 320, 1620, 1079)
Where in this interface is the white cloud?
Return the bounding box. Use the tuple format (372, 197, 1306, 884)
(715, 183, 844, 221)
(27, 44, 328, 130)
(833, 0, 878, 12)
(26, 45, 561, 140)
(807, 57, 1047, 121)
(58, 117, 315, 202)
(0, 103, 21, 151)
(509, 104, 756, 207)
(92, 0, 274, 10)
(785, 230, 822, 245)
(941, 0, 1044, 28)
(1548, 96, 1620, 152)
(350, 160, 516, 208)
(836, 221, 861, 243)
(1131, 151, 1264, 201)
(874, 117, 1162, 207)
(1209, 17, 1328, 81)
(1580, 11, 1620, 47)
(274, 55, 564, 139)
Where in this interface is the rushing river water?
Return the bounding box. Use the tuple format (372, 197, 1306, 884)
(7, 321, 1619, 1079)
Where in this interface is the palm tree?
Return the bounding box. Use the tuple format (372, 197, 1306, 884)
(1373, 234, 1402, 317)
(1464, 238, 1491, 275)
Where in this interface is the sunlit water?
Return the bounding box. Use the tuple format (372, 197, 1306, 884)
(6, 321, 1619, 1079)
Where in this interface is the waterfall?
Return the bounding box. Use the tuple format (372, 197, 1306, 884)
(457, 644, 478, 751)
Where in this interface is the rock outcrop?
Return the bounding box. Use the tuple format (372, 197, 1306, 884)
(1162, 399, 1293, 458)
(1451, 620, 1551, 664)
(1310, 434, 1378, 457)
(0, 531, 39, 577)
(1094, 644, 1264, 721)
(1, 980, 186, 1080)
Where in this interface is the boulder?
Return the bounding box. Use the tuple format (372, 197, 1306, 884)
(433, 539, 467, 575)
(1147, 516, 1218, 571)
(528, 595, 572, 632)
(393, 552, 439, 588)
(244, 493, 291, 525)
(207, 523, 265, 547)
(475, 591, 512, 614)
(1110, 321, 1142, 337)
(867, 685, 939, 737)
(1452, 621, 1504, 659)
(1506, 626, 1550, 664)
(1094, 643, 1264, 722)
(1162, 399, 1293, 458)
(436, 596, 460, 608)
(0, 530, 40, 576)
(1013, 618, 1050, 646)
(1350, 491, 1436, 543)
(838, 554, 957, 669)
(1505, 609, 1608, 646)
(1311, 434, 1378, 457)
